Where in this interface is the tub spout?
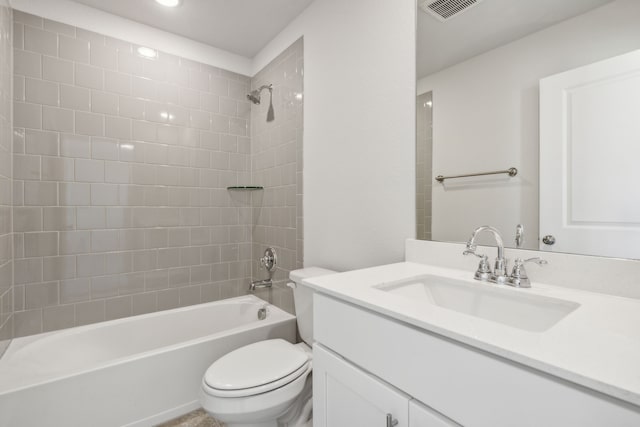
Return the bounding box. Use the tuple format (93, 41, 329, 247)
(249, 279, 272, 291)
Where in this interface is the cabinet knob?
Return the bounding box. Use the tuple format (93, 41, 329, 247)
(386, 413, 399, 427)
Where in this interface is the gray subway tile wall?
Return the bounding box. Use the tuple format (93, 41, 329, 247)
(10, 11, 304, 336)
(250, 39, 303, 311)
(416, 92, 433, 241)
(0, 4, 12, 354)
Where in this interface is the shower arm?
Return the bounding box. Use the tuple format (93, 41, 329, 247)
(257, 84, 272, 93)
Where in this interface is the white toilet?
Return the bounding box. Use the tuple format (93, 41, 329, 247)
(199, 267, 335, 427)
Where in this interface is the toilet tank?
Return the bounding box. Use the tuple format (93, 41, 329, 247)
(288, 268, 336, 346)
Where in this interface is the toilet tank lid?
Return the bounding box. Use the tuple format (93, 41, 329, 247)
(289, 267, 336, 283)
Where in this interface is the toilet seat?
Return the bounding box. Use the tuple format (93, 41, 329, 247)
(203, 361, 311, 398)
(200, 362, 312, 425)
(203, 339, 310, 398)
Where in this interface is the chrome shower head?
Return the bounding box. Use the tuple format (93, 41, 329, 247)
(247, 90, 261, 104)
(246, 84, 272, 105)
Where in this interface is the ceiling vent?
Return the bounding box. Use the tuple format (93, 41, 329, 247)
(419, 0, 484, 22)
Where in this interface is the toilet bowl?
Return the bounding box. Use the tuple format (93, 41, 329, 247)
(199, 267, 335, 427)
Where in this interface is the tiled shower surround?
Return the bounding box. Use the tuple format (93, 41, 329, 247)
(11, 11, 303, 337)
(251, 39, 303, 305)
(416, 92, 432, 241)
(0, 3, 13, 353)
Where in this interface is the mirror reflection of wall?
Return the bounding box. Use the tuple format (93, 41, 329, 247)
(416, 92, 433, 241)
(416, 0, 640, 258)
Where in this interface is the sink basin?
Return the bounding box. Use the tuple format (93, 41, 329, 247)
(376, 275, 579, 332)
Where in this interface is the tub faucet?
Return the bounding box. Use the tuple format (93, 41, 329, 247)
(249, 247, 277, 292)
(249, 279, 272, 291)
(463, 225, 508, 284)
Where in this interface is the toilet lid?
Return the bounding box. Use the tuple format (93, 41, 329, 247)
(204, 339, 309, 392)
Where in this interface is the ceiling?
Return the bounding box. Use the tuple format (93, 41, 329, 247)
(417, 0, 615, 78)
(70, 0, 614, 76)
(69, 0, 314, 58)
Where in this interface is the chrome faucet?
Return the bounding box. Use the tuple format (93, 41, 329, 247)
(464, 225, 508, 284)
(463, 225, 547, 288)
(508, 257, 547, 288)
(249, 247, 277, 291)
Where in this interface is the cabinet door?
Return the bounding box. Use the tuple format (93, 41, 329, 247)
(314, 344, 409, 427)
(409, 400, 459, 427)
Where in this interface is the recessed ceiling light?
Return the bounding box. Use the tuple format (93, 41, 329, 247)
(155, 0, 181, 7)
(137, 46, 157, 59)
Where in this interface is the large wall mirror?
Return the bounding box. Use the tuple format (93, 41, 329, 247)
(416, 0, 640, 259)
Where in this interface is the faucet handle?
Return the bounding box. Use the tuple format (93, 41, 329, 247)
(463, 249, 483, 258)
(508, 257, 547, 288)
(465, 240, 477, 252)
(512, 257, 547, 276)
(518, 257, 548, 267)
(464, 250, 492, 281)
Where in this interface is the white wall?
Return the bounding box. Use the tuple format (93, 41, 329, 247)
(417, 0, 640, 249)
(255, 0, 417, 271)
(10, 0, 252, 75)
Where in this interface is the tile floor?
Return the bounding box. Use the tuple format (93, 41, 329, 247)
(156, 409, 224, 427)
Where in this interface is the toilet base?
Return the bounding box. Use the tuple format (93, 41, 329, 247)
(220, 421, 278, 427)
(276, 375, 313, 427)
(205, 375, 313, 427)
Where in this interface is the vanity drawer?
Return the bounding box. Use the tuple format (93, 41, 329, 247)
(313, 293, 640, 427)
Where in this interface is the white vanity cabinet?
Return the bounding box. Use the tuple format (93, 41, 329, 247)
(313, 344, 409, 427)
(410, 401, 459, 426)
(313, 344, 456, 426)
(313, 293, 640, 427)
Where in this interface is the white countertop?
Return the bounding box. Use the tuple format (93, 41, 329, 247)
(303, 262, 640, 407)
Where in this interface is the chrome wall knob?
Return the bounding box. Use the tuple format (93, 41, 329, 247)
(542, 235, 556, 245)
(260, 247, 277, 272)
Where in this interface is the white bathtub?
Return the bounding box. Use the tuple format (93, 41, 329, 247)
(0, 295, 296, 427)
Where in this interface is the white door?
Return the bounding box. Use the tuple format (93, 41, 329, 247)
(539, 49, 640, 258)
(313, 344, 409, 427)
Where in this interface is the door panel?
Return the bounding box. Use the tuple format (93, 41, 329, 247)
(539, 49, 640, 258)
